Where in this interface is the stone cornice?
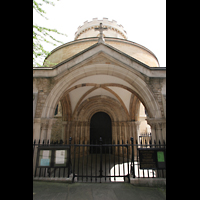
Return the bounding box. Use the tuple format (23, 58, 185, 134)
(33, 42, 166, 79)
(42, 37, 159, 65)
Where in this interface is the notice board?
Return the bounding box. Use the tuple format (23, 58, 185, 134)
(37, 146, 70, 168)
(138, 148, 166, 169)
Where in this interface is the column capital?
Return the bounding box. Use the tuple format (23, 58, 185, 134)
(33, 118, 41, 124)
(134, 121, 141, 126)
(146, 118, 166, 126)
(41, 118, 49, 130)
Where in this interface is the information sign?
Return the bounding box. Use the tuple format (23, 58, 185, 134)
(37, 146, 70, 168)
(38, 150, 52, 167)
(138, 148, 166, 169)
(139, 150, 157, 169)
(54, 150, 67, 167)
(157, 151, 165, 169)
(157, 151, 165, 162)
(55, 150, 65, 164)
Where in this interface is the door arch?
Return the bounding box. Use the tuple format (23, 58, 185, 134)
(90, 112, 112, 153)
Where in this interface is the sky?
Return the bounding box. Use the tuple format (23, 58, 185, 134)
(33, 0, 166, 67)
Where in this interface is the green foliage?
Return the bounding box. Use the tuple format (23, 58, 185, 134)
(33, 0, 67, 67)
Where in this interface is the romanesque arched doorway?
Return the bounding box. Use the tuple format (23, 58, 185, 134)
(90, 112, 112, 153)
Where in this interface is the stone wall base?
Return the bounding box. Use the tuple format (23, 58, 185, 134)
(33, 174, 73, 183)
(130, 178, 166, 187)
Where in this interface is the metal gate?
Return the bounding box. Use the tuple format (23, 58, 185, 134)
(71, 137, 132, 183)
(33, 137, 166, 183)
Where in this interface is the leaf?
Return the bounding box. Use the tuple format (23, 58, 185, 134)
(33, 0, 67, 67)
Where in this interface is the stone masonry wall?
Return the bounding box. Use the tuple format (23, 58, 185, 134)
(34, 77, 56, 118)
(51, 117, 63, 142)
(146, 77, 165, 118)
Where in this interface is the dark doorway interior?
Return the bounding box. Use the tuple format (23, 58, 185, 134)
(90, 112, 112, 153)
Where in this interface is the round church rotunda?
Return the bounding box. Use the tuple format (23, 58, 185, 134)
(33, 18, 166, 148)
(43, 18, 159, 68)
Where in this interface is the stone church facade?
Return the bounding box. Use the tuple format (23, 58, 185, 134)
(33, 18, 166, 145)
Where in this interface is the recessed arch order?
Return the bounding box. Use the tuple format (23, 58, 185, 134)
(41, 64, 162, 120)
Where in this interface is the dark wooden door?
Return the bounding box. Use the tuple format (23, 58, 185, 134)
(90, 112, 112, 153)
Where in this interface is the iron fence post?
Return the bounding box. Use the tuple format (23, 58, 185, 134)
(131, 137, 135, 178)
(99, 137, 103, 178)
(68, 137, 72, 177)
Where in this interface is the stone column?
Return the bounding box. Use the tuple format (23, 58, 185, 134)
(151, 123, 157, 143)
(162, 121, 166, 142)
(82, 121, 88, 142)
(65, 121, 73, 144)
(156, 123, 163, 142)
(83, 121, 90, 143)
(33, 93, 38, 121)
(33, 118, 41, 142)
(62, 121, 68, 143)
(129, 121, 135, 139)
(112, 121, 117, 143)
(68, 121, 73, 142)
(120, 122, 124, 142)
(46, 118, 57, 143)
(124, 122, 128, 144)
(146, 118, 166, 143)
(86, 122, 90, 144)
(118, 122, 122, 143)
(134, 121, 141, 142)
(40, 119, 49, 142)
(72, 121, 77, 144)
(131, 121, 140, 158)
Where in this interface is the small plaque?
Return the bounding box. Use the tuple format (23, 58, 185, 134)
(54, 150, 68, 167)
(38, 150, 52, 167)
(139, 150, 157, 169)
(55, 150, 65, 164)
(138, 148, 166, 169)
(157, 151, 165, 162)
(157, 151, 166, 169)
(40, 158, 50, 166)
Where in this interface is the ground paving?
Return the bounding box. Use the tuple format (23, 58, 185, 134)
(33, 181, 166, 200)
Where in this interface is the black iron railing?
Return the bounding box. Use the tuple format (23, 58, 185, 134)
(33, 137, 166, 183)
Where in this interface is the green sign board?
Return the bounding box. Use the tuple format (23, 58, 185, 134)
(157, 151, 165, 162)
